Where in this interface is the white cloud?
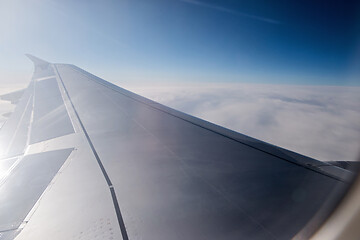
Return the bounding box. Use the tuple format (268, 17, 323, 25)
(124, 83, 360, 162)
(0, 82, 359, 162)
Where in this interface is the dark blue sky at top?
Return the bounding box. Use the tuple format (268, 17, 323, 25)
(0, 0, 359, 85)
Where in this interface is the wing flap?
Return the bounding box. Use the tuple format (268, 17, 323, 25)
(0, 149, 73, 233)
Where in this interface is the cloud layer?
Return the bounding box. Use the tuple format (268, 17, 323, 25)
(1, 82, 359, 162)
(125, 83, 360, 162)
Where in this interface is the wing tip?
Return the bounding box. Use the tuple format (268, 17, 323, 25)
(25, 54, 50, 67)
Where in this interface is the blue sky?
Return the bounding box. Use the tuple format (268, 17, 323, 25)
(0, 0, 359, 85)
(0, 0, 359, 161)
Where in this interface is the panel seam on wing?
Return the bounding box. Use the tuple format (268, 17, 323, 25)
(54, 65, 129, 240)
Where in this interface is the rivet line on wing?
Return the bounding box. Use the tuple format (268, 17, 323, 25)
(54, 65, 129, 240)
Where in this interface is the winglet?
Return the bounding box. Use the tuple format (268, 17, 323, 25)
(25, 54, 50, 68)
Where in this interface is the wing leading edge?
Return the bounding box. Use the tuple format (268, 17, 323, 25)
(0, 55, 353, 240)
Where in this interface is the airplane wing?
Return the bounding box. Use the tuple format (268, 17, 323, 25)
(0, 55, 353, 240)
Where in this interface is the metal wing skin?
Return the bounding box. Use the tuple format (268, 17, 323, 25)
(0, 55, 353, 240)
